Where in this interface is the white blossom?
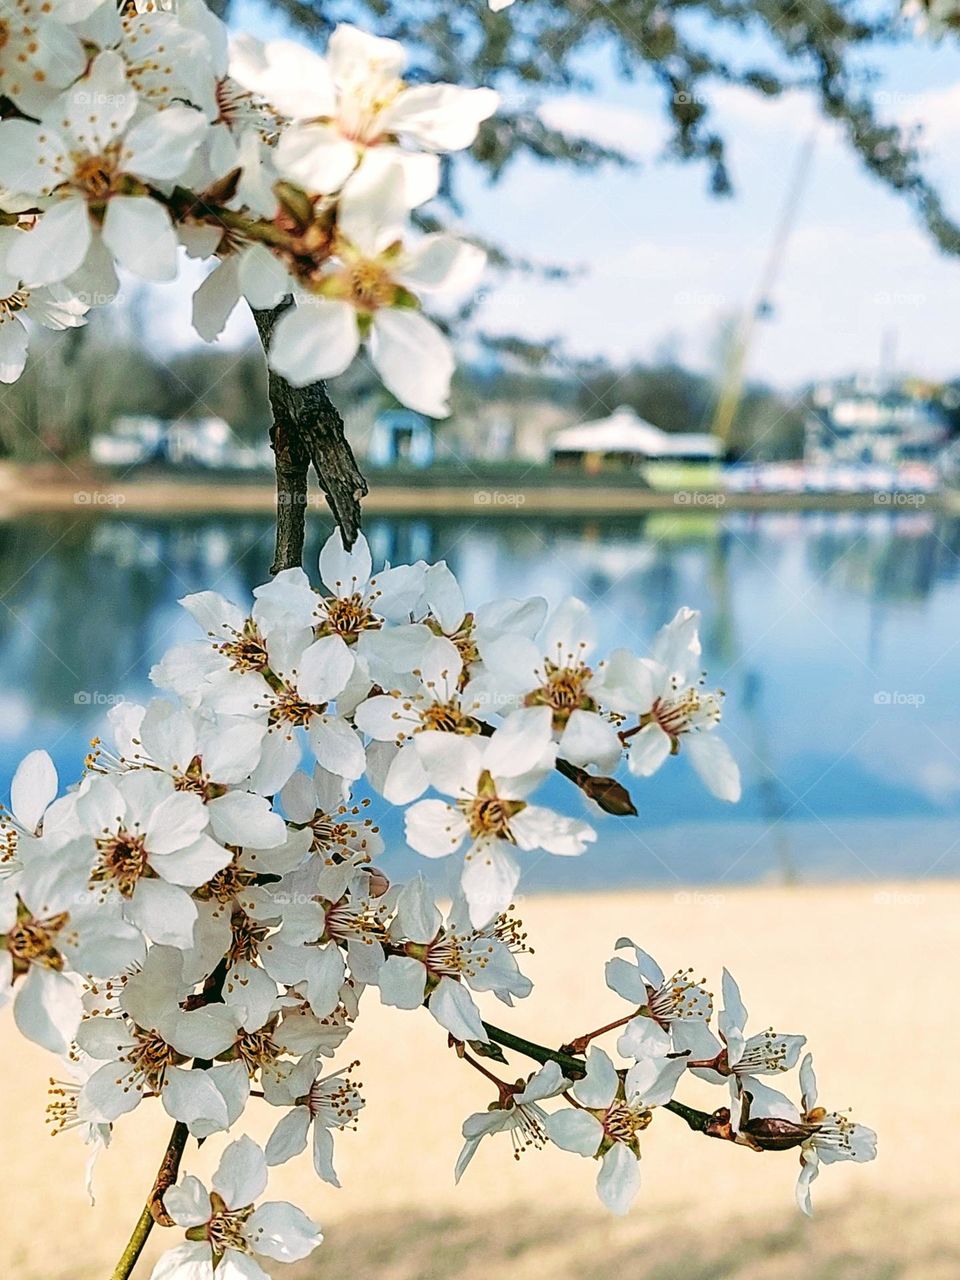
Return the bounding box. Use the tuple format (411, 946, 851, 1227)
(597, 608, 740, 801)
(455, 1060, 568, 1181)
(544, 1047, 686, 1215)
(377, 875, 534, 1042)
(677, 968, 806, 1081)
(607, 937, 713, 1058)
(151, 1136, 323, 1279)
(264, 1056, 364, 1186)
(404, 707, 595, 925)
(265, 159, 484, 415)
(0, 51, 207, 289)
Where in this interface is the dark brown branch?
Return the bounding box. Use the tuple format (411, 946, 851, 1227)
(481, 1022, 734, 1141)
(252, 302, 368, 568)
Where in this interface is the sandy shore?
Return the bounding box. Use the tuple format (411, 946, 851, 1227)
(4, 879, 957, 1278)
(0, 462, 944, 516)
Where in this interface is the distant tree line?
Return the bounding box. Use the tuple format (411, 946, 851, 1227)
(0, 322, 272, 463)
(456, 358, 808, 461)
(0, 322, 807, 464)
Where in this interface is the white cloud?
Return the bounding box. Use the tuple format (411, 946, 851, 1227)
(538, 95, 662, 162)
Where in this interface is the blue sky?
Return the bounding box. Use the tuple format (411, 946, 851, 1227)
(162, 3, 960, 390)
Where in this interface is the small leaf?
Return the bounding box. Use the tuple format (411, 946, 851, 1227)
(469, 1039, 508, 1064)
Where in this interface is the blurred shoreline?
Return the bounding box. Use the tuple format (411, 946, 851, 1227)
(0, 461, 954, 517)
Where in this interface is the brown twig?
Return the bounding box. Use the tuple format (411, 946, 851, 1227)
(109, 1121, 190, 1280)
(252, 302, 368, 567)
(561, 1012, 635, 1055)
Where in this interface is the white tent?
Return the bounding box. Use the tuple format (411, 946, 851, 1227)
(551, 406, 720, 459)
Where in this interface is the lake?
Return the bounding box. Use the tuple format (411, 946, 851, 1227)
(2, 507, 958, 893)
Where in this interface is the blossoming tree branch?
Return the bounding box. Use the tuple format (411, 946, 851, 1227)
(0, 2, 875, 1277)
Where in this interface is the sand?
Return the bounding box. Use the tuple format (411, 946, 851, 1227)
(3, 879, 957, 1279)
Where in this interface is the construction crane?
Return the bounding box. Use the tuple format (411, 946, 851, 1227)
(710, 130, 818, 451)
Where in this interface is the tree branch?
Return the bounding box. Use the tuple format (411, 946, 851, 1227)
(252, 302, 368, 567)
(481, 1021, 726, 1137)
(109, 1121, 190, 1280)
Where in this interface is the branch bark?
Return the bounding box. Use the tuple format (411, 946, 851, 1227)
(481, 1021, 723, 1136)
(252, 302, 368, 569)
(109, 1121, 190, 1280)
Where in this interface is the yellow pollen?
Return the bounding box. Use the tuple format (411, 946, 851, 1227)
(524, 658, 596, 729)
(4, 907, 69, 975)
(318, 591, 381, 642)
(90, 829, 150, 898)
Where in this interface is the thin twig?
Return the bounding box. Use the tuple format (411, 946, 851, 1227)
(252, 302, 368, 567)
(109, 1121, 190, 1280)
(481, 1021, 722, 1135)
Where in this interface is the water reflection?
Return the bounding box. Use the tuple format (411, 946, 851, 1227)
(2, 508, 959, 889)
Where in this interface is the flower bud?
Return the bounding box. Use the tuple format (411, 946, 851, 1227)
(739, 1115, 822, 1152)
(580, 774, 638, 816)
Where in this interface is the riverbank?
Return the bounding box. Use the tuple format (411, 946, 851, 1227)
(0, 461, 944, 516)
(3, 878, 956, 1278)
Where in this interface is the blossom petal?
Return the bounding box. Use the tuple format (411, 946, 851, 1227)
(10, 749, 57, 831)
(686, 734, 741, 802)
(404, 798, 466, 857)
(275, 124, 357, 194)
(0, 318, 28, 383)
(596, 1141, 641, 1215)
(246, 1200, 323, 1262)
(369, 309, 454, 418)
(7, 198, 91, 286)
(148, 1242, 214, 1280)
(429, 975, 488, 1043)
(544, 1108, 603, 1157)
(212, 1135, 268, 1210)
(377, 955, 426, 1010)
(126, 879, 198, 948)
(14, 967, 81, 1055)
(206, 791, 286, 849)
(268, 298, 358, 387)
(627, 723, 672, 777)
(101, 197, 178, 282)
(164, 1176, 212, 1229)
(461, 841, 519, 928)
(265, 1108, 311, 1166)
(573, 1047, 618, 1110)
(124, 106, 208, 181)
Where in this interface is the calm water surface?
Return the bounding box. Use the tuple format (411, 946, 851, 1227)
(2, 508, 958, 891)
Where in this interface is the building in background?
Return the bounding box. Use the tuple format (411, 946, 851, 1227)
(551, 406, 722, 488)
(805, 378, 952, 467)
(91, 416, 272, 470)
(367, 410, 434, 467)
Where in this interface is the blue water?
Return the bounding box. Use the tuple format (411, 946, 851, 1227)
(2, 508, 959, 891)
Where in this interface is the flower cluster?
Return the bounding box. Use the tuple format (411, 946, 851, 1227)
(902, 0, 960, 35)
(0, 530, 874, 1275)
(0, 1, 493, 410)
(458, 948, 876, 1217)
(0, 2, 879, 1272)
